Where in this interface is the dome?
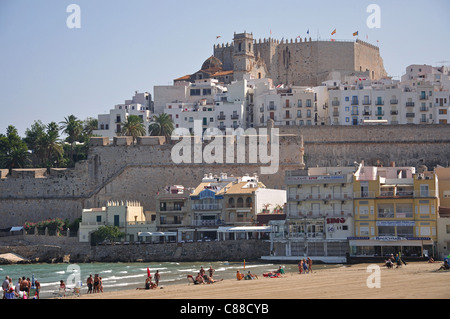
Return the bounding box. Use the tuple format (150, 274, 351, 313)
(201, 56, 223, 73)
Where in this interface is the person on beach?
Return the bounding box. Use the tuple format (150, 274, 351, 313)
(20, 276, 29, 296)
(438, 259, 450, 271)
(302, 259, 308, 273)
(200, 266, 205, 277)
(94, 274, 100, 293)
(136, 276, 154, 290)
(307, 258, 313, 273)
(395, 254, 402, 268)
(15, 278, 21, 295)
(276, 266, 285, 275)
(236, 270, 244, 280)
(154, 270, 160, 287)
(99, 277, 103, 293)
(59, 280, 66, 297)
(35, 279, 40, 299)
(196, 272, 205, 284)
(2, 276, 9, 299)
(208, 266, 215, 278)
(298, 260, 303, 274)
(87, 274, 93, 294)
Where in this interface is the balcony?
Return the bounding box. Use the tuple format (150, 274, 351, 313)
(351, 110, 359, 115)
(283, 114, 292, 119)
(406, 102, 415, 107)
(363, 110, 372, 116)
(362, 100, 371, 105)
(230, 114, 239, 120)
(406, 113, 415, 118)
(354, 191, 376, 198)
(217, 114, 226, 120)
(375, 100, 384, 106)
(420, 106, 429, 112)
(333, 111, 340, 117)
(332, 100, 340, 106)
(268, 106, 276, 111)
(390, 109, 398, 115)
(288, 193, 352, 201)
(191, 219, 222, 226)
(390, 99, 398, 104)
(351, 99, 359, 105)
(191, 203, 222, 210)
(375, 111, 385, 116)
(420, 118, 429, 123)
(419, 95, 428, 100)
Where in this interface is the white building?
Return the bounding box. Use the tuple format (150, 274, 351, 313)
(263, 166, 356, 263)
(326, 64, 450, 125)
(93, 91, 153, 140)
(254, 84, 329, 127)
(79, 200, 155, 243)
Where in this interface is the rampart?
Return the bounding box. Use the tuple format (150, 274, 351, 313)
(0, 125, 449, 229)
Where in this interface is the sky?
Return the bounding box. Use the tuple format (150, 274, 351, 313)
(0, 0, 449, 136)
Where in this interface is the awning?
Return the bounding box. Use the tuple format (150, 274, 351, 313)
(217, 226, 271, 233)
(349, 238, 433, 247)
(138, 231, 177, 237)
(10, 226, 23, 232)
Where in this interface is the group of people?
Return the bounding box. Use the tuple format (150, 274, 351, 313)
(262, 266, 285, 278)
(2, 275, 40, 299)
(384, 253, 407, 269)
(236, 270, 259, 280)
(137, 270, 161, 290)
(298, 258, 313, 274)
(86, 274, 103, 294)
(189, 266, 223, 284)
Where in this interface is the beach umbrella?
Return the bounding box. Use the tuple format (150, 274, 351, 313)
(147, 267, 151, 278)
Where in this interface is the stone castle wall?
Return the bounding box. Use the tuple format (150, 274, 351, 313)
(214, 38, 386, 86)
(0, 125, 449, 229)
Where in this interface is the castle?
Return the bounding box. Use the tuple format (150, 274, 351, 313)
(202, 32, 387, 86)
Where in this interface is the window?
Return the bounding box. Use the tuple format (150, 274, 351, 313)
(297, 99, 302, 107)
(190, 89, 201, 96)
(378, 203, 394, 218)
(297, 110, 302, 118)
(96, 216, 102, 223)
(306, 99, 312, 107)
(203, 88, 211, 95)
(420, 184, 429, 197)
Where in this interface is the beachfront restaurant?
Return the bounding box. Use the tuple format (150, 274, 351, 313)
(138, 231, 177, 243)
(348, 236, 435, 258)
(217, 226, 271, 240)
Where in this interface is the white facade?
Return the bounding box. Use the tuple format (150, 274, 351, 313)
(254, 84, 329, 127)
(79, 201, 155, 243)
(93, 91, 153, 140)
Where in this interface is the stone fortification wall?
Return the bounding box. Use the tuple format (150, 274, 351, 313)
(0, 236, 269, 263)
(214, 38, 386, 86)
(0, 126, 450, 229)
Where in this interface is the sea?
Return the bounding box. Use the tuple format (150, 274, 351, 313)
(0, 260, 339, 299)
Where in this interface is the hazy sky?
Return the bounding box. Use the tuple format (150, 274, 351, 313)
(0, 0, 449, 136)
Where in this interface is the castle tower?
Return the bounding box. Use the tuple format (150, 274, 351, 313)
(232, 32, 255, 80)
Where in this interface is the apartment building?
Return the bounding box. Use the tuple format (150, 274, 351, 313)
(351, 163, 438, 257)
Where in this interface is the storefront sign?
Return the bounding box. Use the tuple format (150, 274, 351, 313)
(326, 217, 346, 224)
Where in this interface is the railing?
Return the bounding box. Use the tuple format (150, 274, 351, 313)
(288, 193, 352, 201)
(354, 191, 376, 198)
(390, 110, 398, 115)
(363, 110, 372, 115)
(390, 99, 398, 104)
(333, 111, 340, 117)
(351, 100, 359, 105)
(406, 102, 415, 107)
(375, 100, 384, 106)
(351, 110, 359, 115)
(332, 101, 340, 106)
(362, 100, 371, 105)
(191, 219, 222, 226)
(406, 113, 415, 118)
(230, 114, 239, 119)
(217, 115, 226, 120)
(375, 111, 385, 116)
(191, 203, 222, 210)
(420, 107, 429, 112)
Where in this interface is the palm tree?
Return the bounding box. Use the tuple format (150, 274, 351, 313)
(148, 113, 174, 142)
(0, 125, 31, 173)
(121, 115, 146, 144)
(83, 117, 98, 137)
(36, 122, 64, 169)
(59, 115, 83, 164)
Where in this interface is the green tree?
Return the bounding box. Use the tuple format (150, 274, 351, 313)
(148, 113, 174, 142)
(59, 115, 83, 165)
(83, 117, 98, 137)
(121, 115, 146, 143)
(37, 122, 64, 169)
(90, 225, 124, 245)
(0, 125, 31, 173)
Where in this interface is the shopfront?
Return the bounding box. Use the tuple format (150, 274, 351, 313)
(348, 236, 434, 257)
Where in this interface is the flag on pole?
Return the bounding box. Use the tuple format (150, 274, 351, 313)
(353, 31, 358, 36)
(331, 29, 336, 35)
(243, 259, 246, 270)
(147, 267, 151, 278)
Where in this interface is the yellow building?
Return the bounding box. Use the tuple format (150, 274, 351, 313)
(350, 164, 438, 258)
(435, 167, 450, 259)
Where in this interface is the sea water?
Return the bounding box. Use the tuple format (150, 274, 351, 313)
(0, 261, 335, 299)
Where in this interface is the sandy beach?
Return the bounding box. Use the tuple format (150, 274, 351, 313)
(72, 261, 449, 299)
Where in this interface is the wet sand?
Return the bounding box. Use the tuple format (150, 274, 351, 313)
(72, 261, 450, 299)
